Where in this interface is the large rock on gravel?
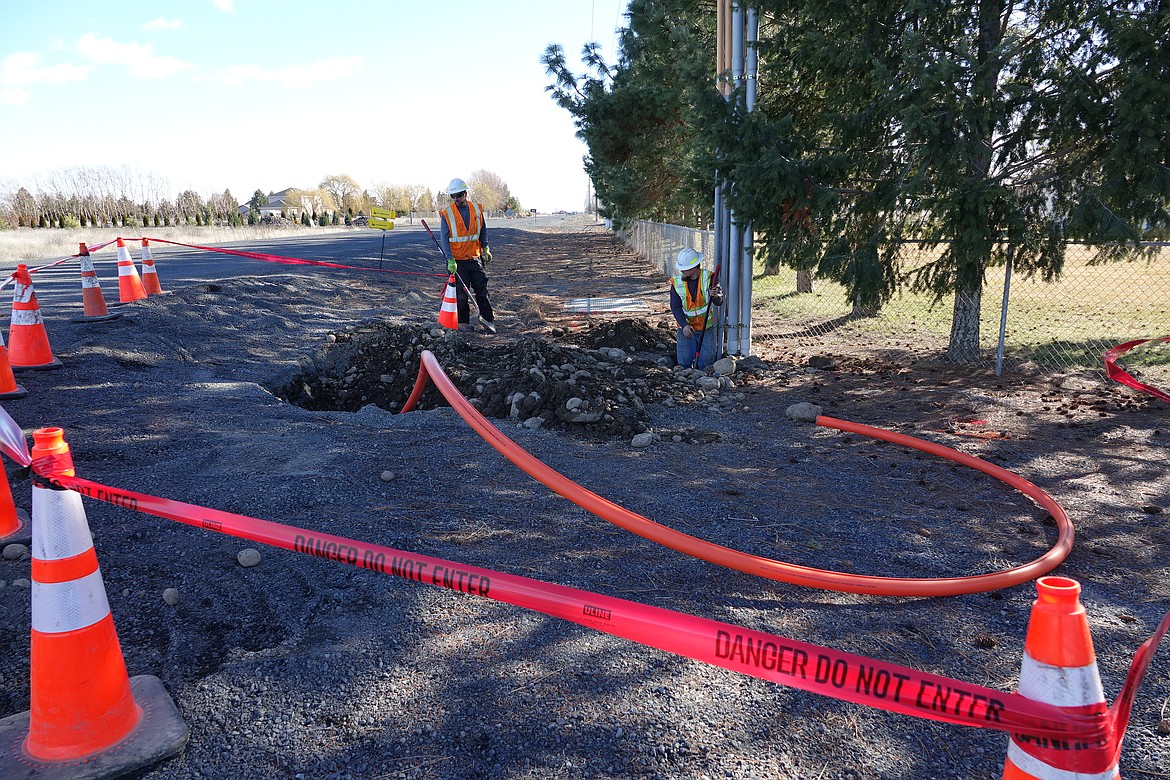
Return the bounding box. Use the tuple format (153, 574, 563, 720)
(630, 432, 655, 448)
(785, 402, 823, 422)
(712, 356, 737, 375)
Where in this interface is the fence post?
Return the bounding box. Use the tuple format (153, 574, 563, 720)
(995, 244, 1015, 377)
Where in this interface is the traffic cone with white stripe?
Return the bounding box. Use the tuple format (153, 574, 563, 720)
(70, 242, 121, 323)
(0, 427, 188, 778)
(438, 275, 459, 329)
(0, 327, 28, 398)
(8, 264, 62, 370)
(115, 238, 147, 303)
(1003, 576, 1118, 779)
(140, 238, 164, 295)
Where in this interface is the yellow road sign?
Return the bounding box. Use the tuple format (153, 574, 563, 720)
(368, 218, 395, 230)
(370, 207, 396, 220)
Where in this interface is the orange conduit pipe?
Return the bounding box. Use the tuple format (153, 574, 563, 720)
(403, 351, 1074, 596)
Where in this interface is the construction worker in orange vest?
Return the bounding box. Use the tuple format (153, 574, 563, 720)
(670, 247, 723, 368)
(439, 177, 497, 333)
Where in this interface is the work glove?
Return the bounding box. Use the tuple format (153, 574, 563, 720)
(447, 257, 457, 274)
(482, 246, 493, 264)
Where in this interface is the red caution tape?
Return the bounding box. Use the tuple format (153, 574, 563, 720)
(0, 406, 1162, 759)
(134, 236, 445, 279)
(24, 455, 1120, 746)
(0, 238, 121, 291)
(1103, 336, 1170, 403)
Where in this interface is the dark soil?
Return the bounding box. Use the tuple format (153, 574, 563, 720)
(278, 319, 770, 441)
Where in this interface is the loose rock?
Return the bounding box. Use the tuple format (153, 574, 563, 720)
(786, 402, 823, 422)
(237, 548, 262, 568)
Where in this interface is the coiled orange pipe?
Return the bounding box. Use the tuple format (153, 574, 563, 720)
(403, 351, 1073, 596)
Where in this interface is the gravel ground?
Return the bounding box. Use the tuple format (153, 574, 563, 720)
(0, 216, 1166, 779)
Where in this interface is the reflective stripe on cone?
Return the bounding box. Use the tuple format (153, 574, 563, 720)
(115, 238, 147, 303)
(1002, 577, 1118, 779)
(140, 238, 163, 295)
(438, 276, 459, 329)
(8, 264, 62, 370)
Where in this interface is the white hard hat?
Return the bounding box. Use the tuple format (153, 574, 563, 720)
(446, 178, 468, 195)
(675, 247, 703, 272)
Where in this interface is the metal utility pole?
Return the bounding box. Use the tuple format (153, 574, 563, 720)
(715, 2, 758, 358)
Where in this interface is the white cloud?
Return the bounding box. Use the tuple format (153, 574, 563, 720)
(143, 18, 184, 31)
(212, 0, 234, 11)
(207, 56, 363, 87)
(0, 88, 29, 106)
(2, 52, 92, 85)
(0, 52, 92, 104)
(76, 33, 193, 79)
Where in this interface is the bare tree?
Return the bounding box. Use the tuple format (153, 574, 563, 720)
(176, 190, 204, 223)
(467, 169, 510, 212)
(7, 187, 38, 227)
(406, 184, 431, 214)
(298, 188, 337, 219)
(370, 183, 412, 214)
(320, 174, 361, 215)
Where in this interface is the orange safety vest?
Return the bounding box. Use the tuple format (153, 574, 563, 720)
(673, 270, 714, 331)
(441, 201, 484, 260)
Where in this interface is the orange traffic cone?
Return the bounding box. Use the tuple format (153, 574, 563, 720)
(115, 237, 147, 303)
(438, 275, 459, 329)
(0, 327, 28, 398)
(0, 428, 188, 778)
(1003, 576, 1118, 779)
(70, 242, 122, 323)
(8, 264, 62, 370)
(0, 464, 30, 546)
(140, 238, 164, 295)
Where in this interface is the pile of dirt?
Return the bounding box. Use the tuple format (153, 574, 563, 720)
(277, 319, 769, 440)
(558, 317, 679, 354)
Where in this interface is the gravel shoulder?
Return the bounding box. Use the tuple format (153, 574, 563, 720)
(0, 216, 1166, 779)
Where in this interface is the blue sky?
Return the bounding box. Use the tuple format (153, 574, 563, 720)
(0, 0, 629, 212)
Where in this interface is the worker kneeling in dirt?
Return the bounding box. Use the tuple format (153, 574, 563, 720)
(670, 247, 723, 369)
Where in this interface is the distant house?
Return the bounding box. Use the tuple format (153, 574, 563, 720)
(260, 188, 302, 220)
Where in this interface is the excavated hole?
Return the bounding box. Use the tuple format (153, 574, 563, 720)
(276, 319, 729, 441)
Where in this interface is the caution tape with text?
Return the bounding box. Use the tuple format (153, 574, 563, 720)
(9, 445, 1166, 759)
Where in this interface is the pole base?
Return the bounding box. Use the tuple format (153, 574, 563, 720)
(0, 675, 189, 780)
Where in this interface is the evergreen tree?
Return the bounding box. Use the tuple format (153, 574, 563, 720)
(551, 0, 1170, 362)
(544, 0, 714, 228)
(250, 189, 267, 213)
(715, 0, 1170, 361)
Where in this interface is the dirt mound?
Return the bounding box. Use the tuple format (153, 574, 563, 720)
(560, 317, 677, 354)
(278, 322, 688, 439)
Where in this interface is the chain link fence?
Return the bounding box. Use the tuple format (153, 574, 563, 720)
(621, 219, 1170, 382)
